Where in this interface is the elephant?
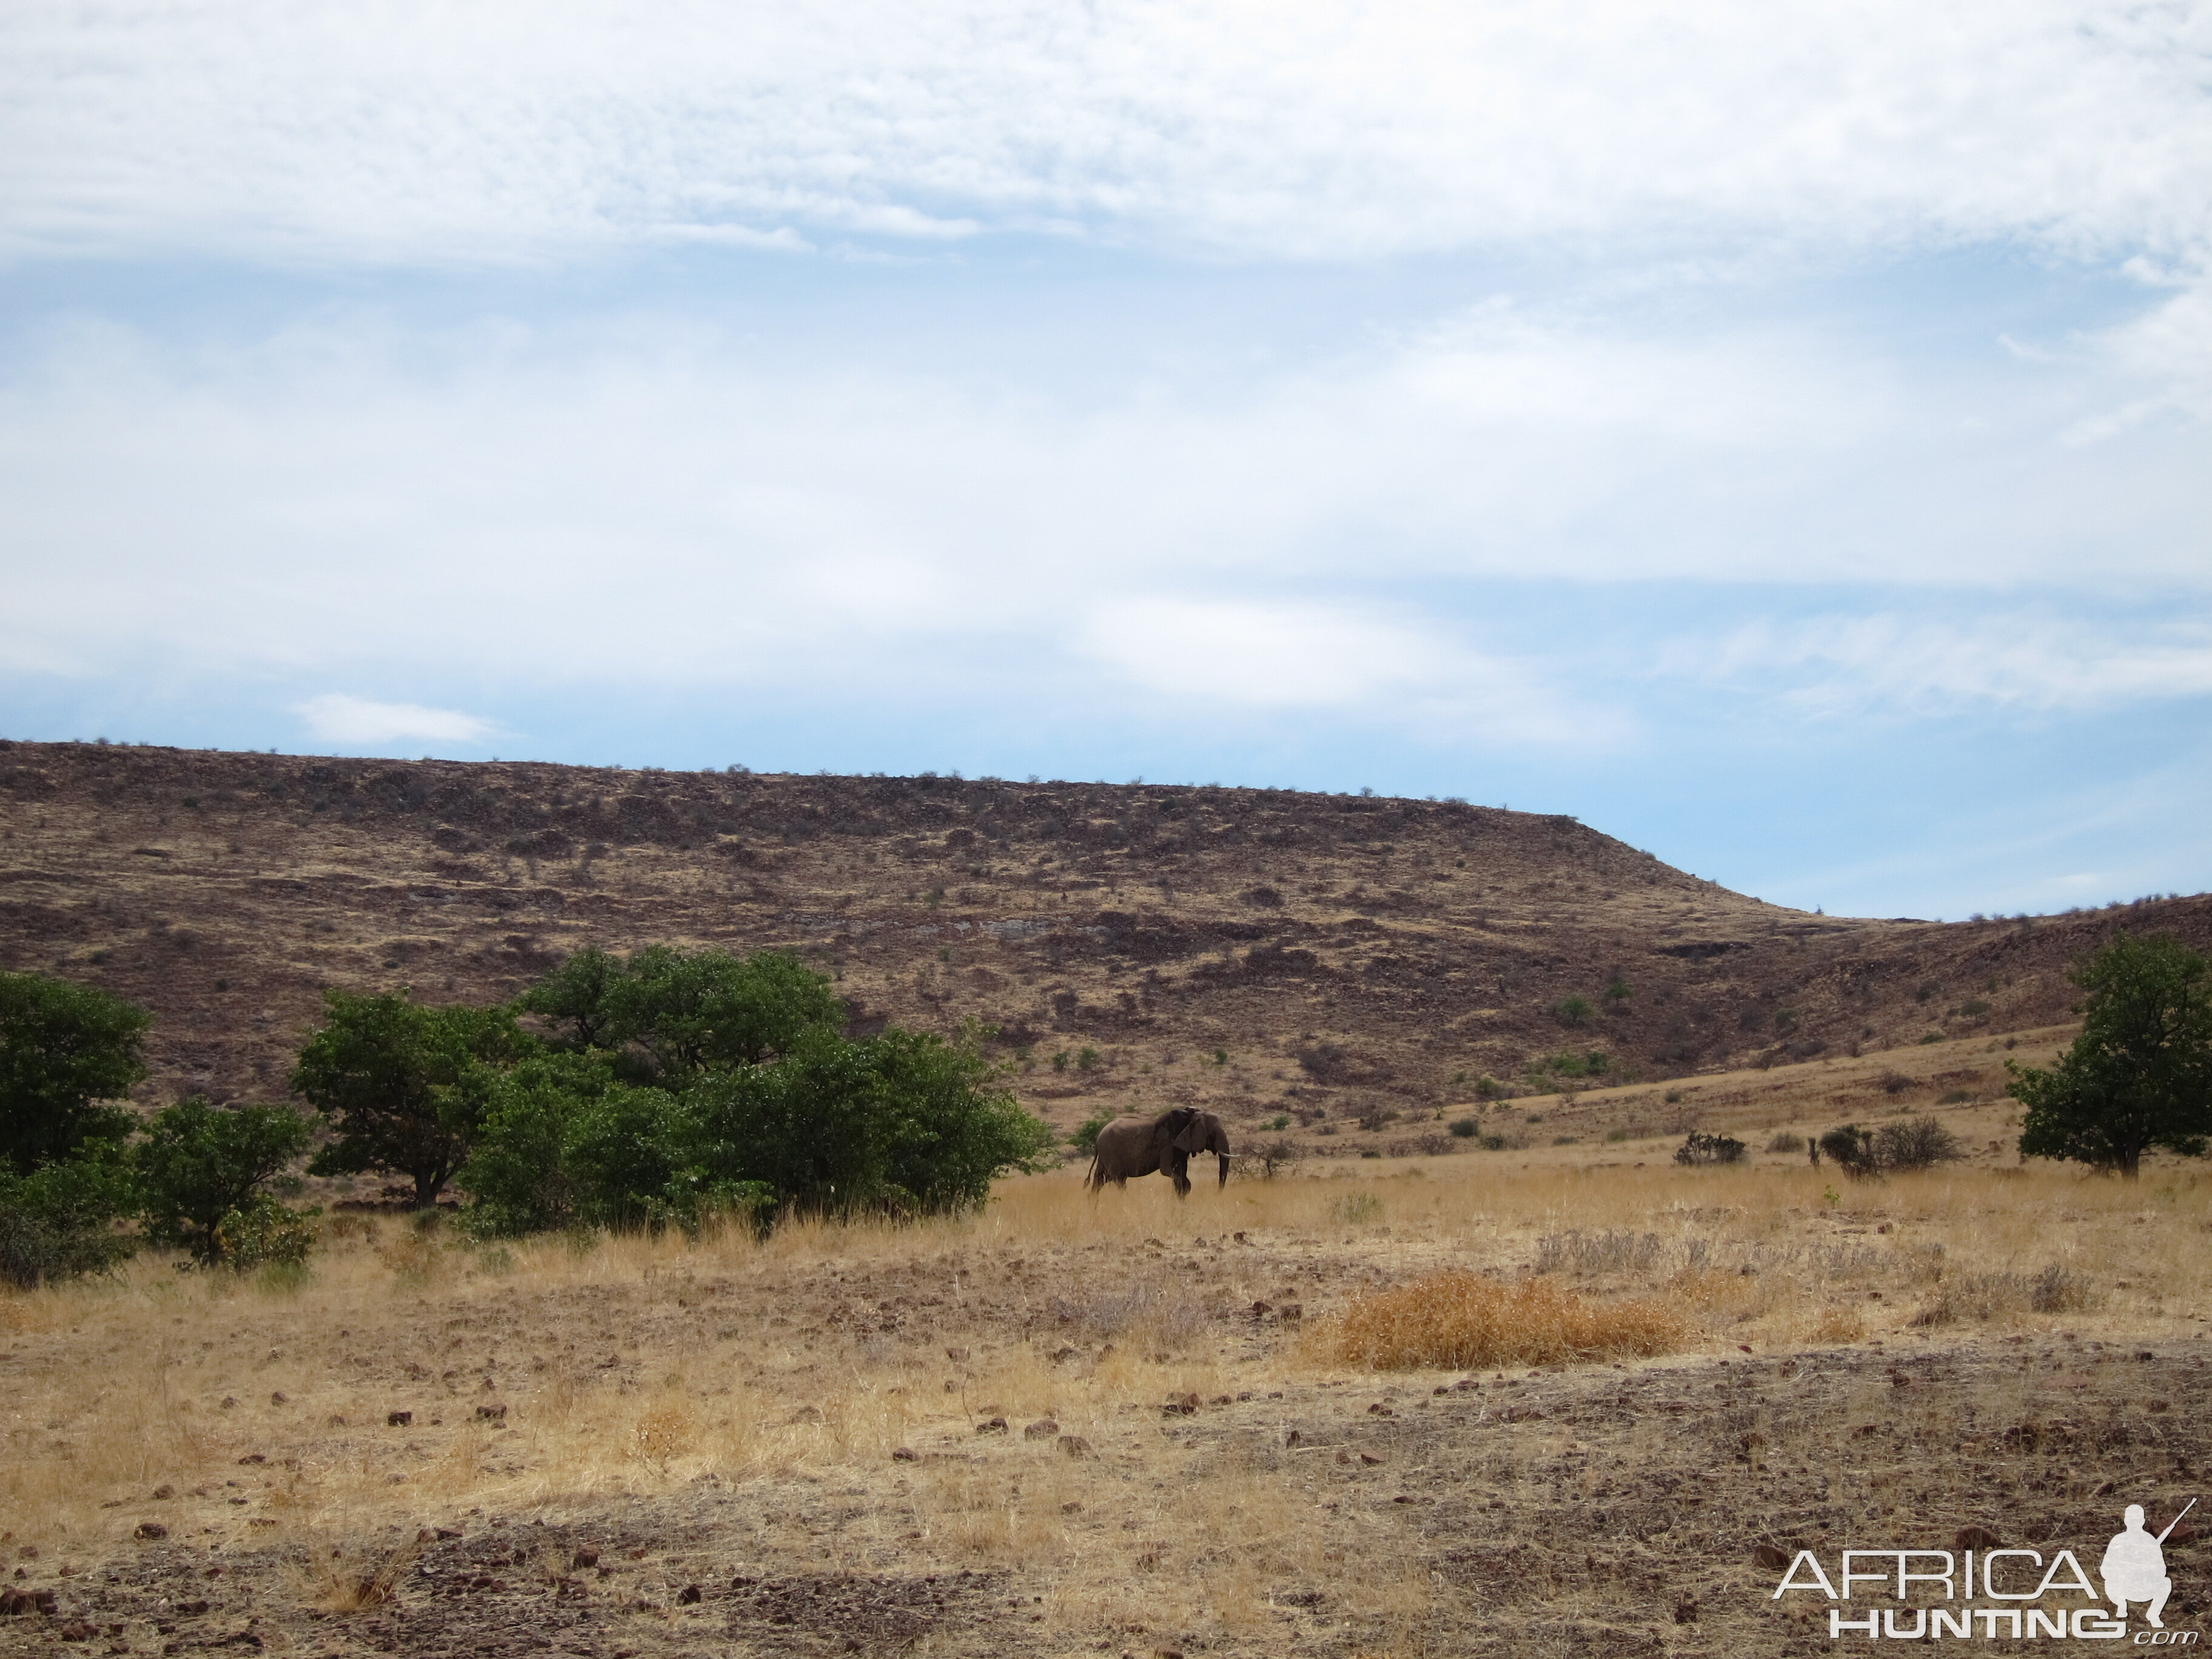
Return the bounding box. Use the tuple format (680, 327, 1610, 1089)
(1085, 1107, 1231, 1198)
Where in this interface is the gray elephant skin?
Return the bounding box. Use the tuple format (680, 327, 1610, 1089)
(1085, 1107, 1231, 1198)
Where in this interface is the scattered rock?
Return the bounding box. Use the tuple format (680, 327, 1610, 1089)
(1359, 1452, 1384, 1466)
(150, 1485, 173, 1500)
(976, 1416, 1008, 1435)
(1161, 1393, 1199, 1416)
(1674, 1598, 1700, 1624)
(1023, 1419, 1060, 1440)
(1284, 1429, 1302, 1447)
(1057, 1435, 1092, 1458)
(1753, 1543, 1791, 1569)
(387, 1410, 412, 1427)
(1955, 1526, 2002, 1550)
(269, 1391, 287, 1406)
(944, 1346, 970, 1364)
(475, 1403, 508, 1422)
(133, 1522, 167, 1541)
(892, 1447, 919, 1462)
(572, 1549, 599, 1569)
(677, 1583, 702, 1604)
(237, 1453, 265, 1466)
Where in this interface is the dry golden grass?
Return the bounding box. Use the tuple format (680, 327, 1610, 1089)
(2, 1120, 2208, 1654)
(1321, 1272, 1687, 1370)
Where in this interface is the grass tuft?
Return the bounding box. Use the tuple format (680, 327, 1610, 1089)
(1319, 1271, 1687, 1370)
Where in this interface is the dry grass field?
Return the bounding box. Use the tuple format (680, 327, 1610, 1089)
(5, 1078, 2208, 1658)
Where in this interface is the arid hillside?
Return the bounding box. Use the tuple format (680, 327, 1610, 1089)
(2, 739, 2207, 1141)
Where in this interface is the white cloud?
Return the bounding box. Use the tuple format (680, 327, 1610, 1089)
(1075, 596, 1603, 742)
(295, 694, 497, 746)
(1677, 614, 2212, 714)
(1, 1, 2207, 269)
(0, 299, 2205, 726)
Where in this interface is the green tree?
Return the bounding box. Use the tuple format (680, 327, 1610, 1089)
(135, 1098, 315, 1264)
(291, 990, 531, 1207)
(0, 971, 148, 1176)
(2011, 934, 2212, 1178)
(520, 945, 843, 1082)
(0, 1147, 139, 1289)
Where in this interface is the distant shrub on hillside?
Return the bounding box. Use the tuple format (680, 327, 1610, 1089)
(1872, 1116, 1965, 1171)
(1674, 1131, 1746, 1166)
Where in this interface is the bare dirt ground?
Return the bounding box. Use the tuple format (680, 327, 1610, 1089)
(5, 1121, 2208, 1658)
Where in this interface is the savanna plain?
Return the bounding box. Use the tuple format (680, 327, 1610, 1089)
(4, 1064, 2207, 1659)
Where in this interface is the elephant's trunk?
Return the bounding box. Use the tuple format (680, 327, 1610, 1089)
(1216, 1151, 1230, 1187)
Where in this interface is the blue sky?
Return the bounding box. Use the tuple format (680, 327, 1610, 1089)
(3, 1, 2208, 920)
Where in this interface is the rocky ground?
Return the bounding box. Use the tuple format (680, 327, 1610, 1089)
(3, 1198, 2204, 1659)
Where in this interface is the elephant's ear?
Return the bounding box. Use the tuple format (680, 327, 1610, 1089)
(1169, 1114, 1209, 1155)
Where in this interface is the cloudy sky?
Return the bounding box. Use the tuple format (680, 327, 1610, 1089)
(3, 0, 2208, 919)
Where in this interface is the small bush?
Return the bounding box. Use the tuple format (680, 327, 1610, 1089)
(1447, 1118, 1478, 1138)
(1070, 1113, 1114, 1156)
(1909, 1261, 2100, 1326)
(1820, 1124, 1879, 1176)
(1327, 1191, 1383, 1225)
(1936, 1089, 1970, 1105)
(1247, 1138, 1304, 1179)
(1323, 1273, 1686, 1370)
(211, 1196, 318, 1270)
(1074, 1047, 1100, 1071)
(1262, 1113, 1290, 1131)
(1554, 996, 1594, 1028)
(1535, 1230, 1661, 1275)
(0, 1154, 137, 1288)
(1872, 1116, 1966, 1171)
(1674, 1131, 1746, 1166)
(1765, 1131, 1805, 1155)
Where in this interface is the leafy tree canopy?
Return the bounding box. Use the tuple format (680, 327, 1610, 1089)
(0, 971, 148, 1176)
(292, 989, 532, 1206)
(520, 944, 843, 1082)
(135, 1097, 315, 1264)
(2011, 933, 2212, 1178)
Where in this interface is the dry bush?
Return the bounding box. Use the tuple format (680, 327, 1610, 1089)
(1320, 1272, 1687, 1370)
(1873, 1115, 1966, 1171)
(1910, 1262, 2101, 1326)
(1533, 1230, 1661, 1276)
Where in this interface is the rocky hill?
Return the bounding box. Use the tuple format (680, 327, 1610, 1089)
(3, 739, 2207, 1145)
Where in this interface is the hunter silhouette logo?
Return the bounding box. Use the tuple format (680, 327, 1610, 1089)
(1771, 1499, 2199, 1642)
(2106, 1501, 2193, 1630)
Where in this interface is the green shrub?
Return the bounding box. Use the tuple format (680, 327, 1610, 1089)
(210, 1195, 318, 1270)
(1554, 996, 1594, 1028)
(1447, 1118, 1478, 1138)
(1673, 1131, 1746, 1166)
(1820, 1124, 1879, 1175)
(0, 971, 147, 1176)
(1070, 1112, 1116, 1155)
(135, 1098, 315, 1265)
(0, 1150, 138, 1288)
